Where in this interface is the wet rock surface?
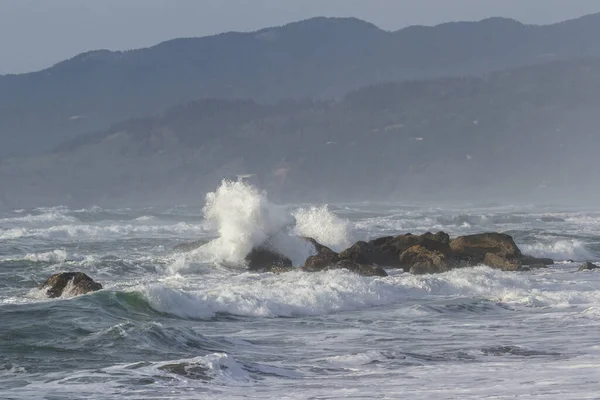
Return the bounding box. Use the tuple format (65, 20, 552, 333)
(40, 272, 102, 298)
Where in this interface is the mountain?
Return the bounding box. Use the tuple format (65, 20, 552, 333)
(2, 58, 600, 209)
(3, 13, 600, 159)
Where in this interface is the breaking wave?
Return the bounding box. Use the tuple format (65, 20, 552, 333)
(521, 240, 595, 261)
(138, 266, 600, 320)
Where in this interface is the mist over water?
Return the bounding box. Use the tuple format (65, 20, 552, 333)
(1, 181, 600, 398)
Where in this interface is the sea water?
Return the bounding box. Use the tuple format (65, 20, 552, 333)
(1, 181, 600, 399)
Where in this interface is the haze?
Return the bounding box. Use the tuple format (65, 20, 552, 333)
(2, 0, 600, 74)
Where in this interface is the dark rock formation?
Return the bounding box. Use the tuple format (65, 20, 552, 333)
(339, 232, 452, 269)
(338, 239, 399, 267)
(245, 247, 293, 272)
(301, 238, 388, 277)
(450, 232, 522, 264)
(399, 245, 451, 275)
(40, 272, 102, 298)
(483, 253, 522, 271)
(242, 231, 551, 277)
(303, 248, 339, 272)
(578, 262, 600, 271)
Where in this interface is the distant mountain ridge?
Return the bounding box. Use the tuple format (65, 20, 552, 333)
(2, 13, 600, 159)
(2, 58, 600, 209)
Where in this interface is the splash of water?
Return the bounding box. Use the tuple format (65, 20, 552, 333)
(193, 180, 351, 266)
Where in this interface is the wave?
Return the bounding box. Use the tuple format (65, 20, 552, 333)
(0, 211, 78, 225)
(521, 240, 595, 261)
(135, 265, 600, 320)
(0, 222, 207, 240)
(23, 249, 69, 263)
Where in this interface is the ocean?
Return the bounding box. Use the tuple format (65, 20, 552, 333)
(2, 181, 600, 399)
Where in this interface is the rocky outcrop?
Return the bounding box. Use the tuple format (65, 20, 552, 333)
(399, 245, 451, 275)
(339, 232, 452, 269)
(450, 232, 522, 263)
(240, 231, 552, 277)
(301, 238, 388, 277)
(303, 248, 339, 271)
(302, 237, 340, 271)
(245, 247, 293, 272)
(578, 262, 599, 271)
(338, 239, 399, 267)
(483, 253, 521, 271)
(40, 272, 102, 298)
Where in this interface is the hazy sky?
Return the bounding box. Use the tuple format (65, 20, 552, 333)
(1, 0, 599, 74)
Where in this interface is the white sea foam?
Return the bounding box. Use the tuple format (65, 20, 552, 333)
(293, 205, 351, 251)
(140, 266, 600, 320)
(521, 240, 595, 261)
(199, 180, 294, 263)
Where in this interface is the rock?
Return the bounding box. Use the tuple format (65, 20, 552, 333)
(450, 232, 522, 264)
(578, 262, 600, 271)
(299, 238, 388, 277)
(303, 243, 339, 272)
(338, 239, 399, 267)
(483, 253, 522, 271)
(389, 232, 453, 256)
(339, 231, 452, 269)
(302, 238, 340, 272)
(521, 255, 554, 266)
(322, 259, 388, 277)
(173, 240, 206, 252)
(422, 231, 451, 244)
(40, 272, 102, 298)
(399, 245, 451, 275)
(245, 247, 292, 271)
(517, 266, 531, 272)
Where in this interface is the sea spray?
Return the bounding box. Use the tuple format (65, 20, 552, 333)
(293, 205, 351, 251)
(193, 180, 352, 266)
(201, 180, 294, 263)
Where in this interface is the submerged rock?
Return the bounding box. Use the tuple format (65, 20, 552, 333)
(578, 262, 600, 271)
(40, 272, 102, 298)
